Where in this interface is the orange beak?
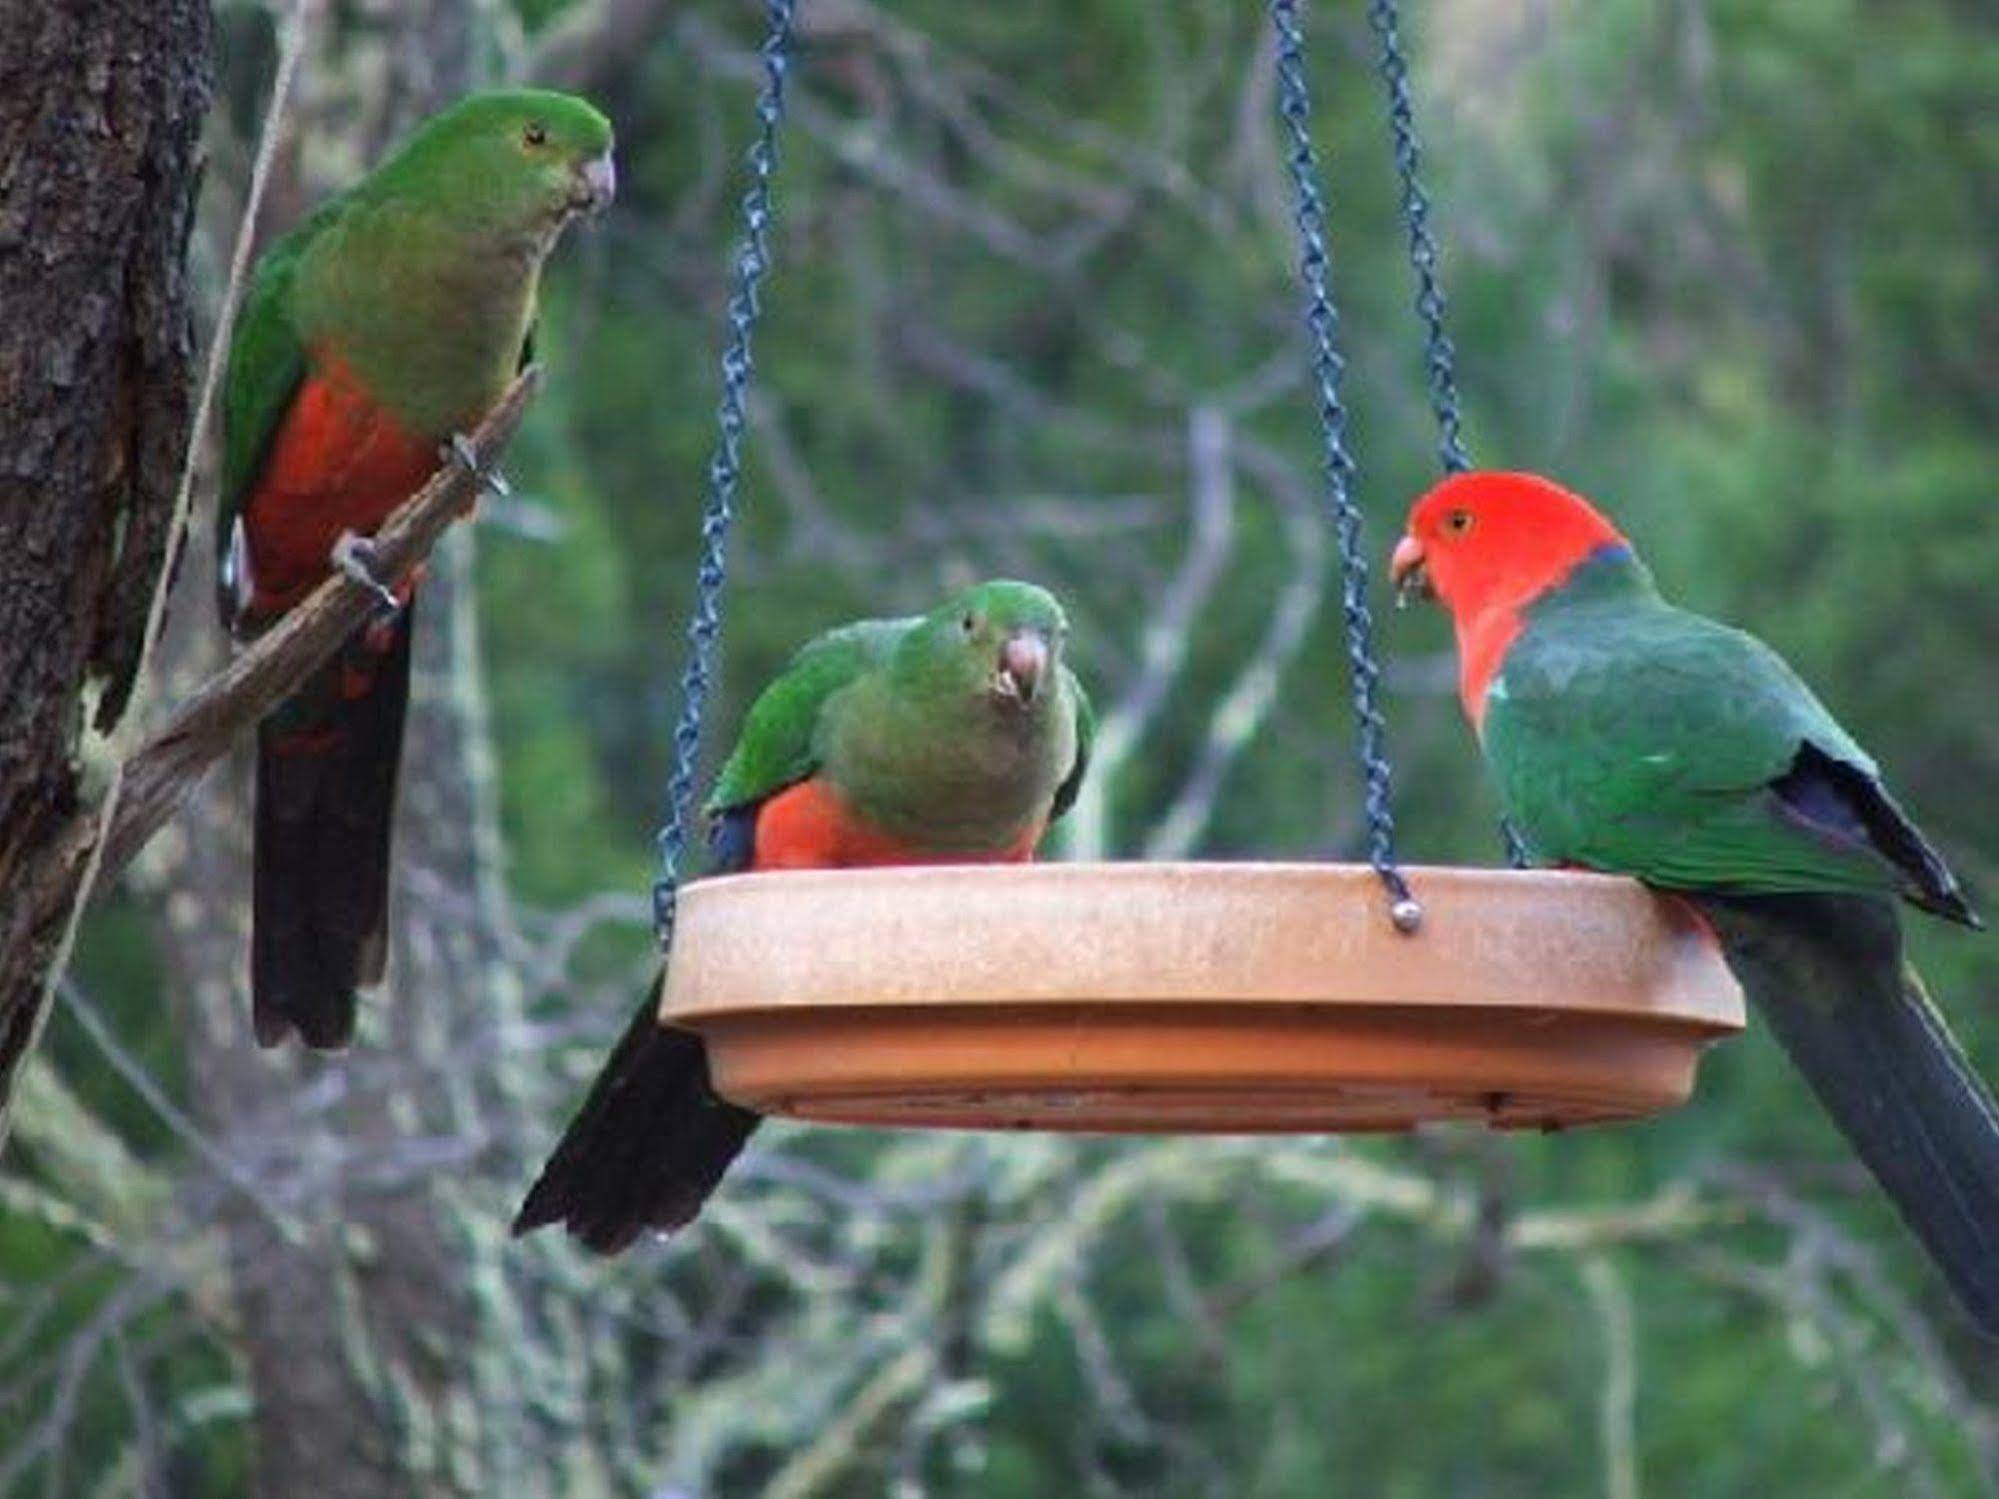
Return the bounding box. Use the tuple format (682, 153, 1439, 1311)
(1390, 533, 1431, 607)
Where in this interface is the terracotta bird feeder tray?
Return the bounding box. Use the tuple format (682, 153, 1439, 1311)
(659, 863, 1744, 1134)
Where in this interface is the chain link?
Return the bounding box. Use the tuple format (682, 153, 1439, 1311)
(1269, 0, 1421, 931)
(652, 0, 797, 949)
(1368, 0, 1526, 870)
(1367, 0, 1470, 477)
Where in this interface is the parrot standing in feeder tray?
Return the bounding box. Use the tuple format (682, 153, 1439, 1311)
(218, 90, 615, 1050)
(1393, 470, 1999, 1337)
(514, 579, 1094, 1254)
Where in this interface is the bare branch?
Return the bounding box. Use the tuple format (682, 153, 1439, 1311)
(1067, 406, 1237, 859)
(56, 982, 305, 1245)
(677, 13, 1067, 275)
(527, 0, 675, 93)
(1145, 446, 1327, 859)
(1580, 1255, 1642, 1499)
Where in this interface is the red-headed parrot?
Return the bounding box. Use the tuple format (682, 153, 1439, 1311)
(218, 90, 614, 1050)
(514, 579, 1093, 1253)
(1393, 470, 1998, 1335)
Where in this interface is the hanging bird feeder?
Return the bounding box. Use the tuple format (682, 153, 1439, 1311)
(665, 865, 1738, 1132)
(640, 0, 1743, 1136)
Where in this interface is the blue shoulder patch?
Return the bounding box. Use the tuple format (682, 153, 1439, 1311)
(705, 805, 759, 876)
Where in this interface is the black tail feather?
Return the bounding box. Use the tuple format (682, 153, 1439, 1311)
(250, 612, 412, 1050)
(514, 975, 760, 1254)
(1700, 892, 1999, 1338)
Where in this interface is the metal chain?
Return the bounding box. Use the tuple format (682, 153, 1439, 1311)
(652, 0, 797, 949)
(1366, 0, 1469, 477)
(1368, 0, 1528, 871)
(1270, 0, 1421, 932)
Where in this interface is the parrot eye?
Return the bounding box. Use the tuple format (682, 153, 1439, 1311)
(960, 613, 977, 635)
(522, 122, 549, 148)
(1444, 509, 1474, 536)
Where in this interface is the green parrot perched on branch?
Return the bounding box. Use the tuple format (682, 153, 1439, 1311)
(1392, 470, 1999, 1336)
(515, 580, 1094, 1254)
(217, 90, 614, 1050)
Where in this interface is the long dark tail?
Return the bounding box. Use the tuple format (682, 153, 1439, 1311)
(250, 611, 413, 1050)
(513, 974, 760, 1254)
(1698, 892, 1999, 1337)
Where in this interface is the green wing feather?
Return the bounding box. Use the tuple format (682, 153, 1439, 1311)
(214, 200, 343, 623)
(704, 618, 912, 815)
(1050, 666, 1094, 825)
(1484, 594, 1895, 897)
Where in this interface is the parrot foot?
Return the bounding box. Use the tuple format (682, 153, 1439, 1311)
(331, 532, 402, 619)
(443, 431, 512, 514)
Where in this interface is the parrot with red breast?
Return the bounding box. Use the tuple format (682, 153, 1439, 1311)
(218, 90, 614, 1050)
(1392, 470, 1998, 1336)
(514, 580, 1093, 1253)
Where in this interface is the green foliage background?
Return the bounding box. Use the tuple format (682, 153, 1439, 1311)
(4, 0, 1995, 1494)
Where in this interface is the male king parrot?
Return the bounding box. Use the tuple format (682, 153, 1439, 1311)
(514, 580, 1094, 1253)
(218, 90, 614, 1050)
(1392, 470, 1998, 1335)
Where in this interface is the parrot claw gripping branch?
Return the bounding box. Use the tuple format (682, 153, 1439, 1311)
(442, 429, 513, 506)
(329, 533, 402, 620)
(516, 0, 1763, 1266)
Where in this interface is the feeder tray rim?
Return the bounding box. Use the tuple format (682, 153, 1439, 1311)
(683, 858, 1656, 893)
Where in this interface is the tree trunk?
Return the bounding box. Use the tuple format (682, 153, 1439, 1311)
(0, 0, 214, 1130)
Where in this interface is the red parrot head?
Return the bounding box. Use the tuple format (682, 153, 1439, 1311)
(1390, 471, 1631, 726)
(1391, 471, 1627, 629)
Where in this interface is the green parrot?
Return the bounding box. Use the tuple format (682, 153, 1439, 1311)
(217, 90, 614, 1050)
(515, 579, 1094, 1253)
(1393, 469, 1998, 1336)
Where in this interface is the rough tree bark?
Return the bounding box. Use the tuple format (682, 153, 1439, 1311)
(0, 0, 215, 1134)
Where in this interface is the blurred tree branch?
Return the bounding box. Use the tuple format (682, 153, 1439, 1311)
(1067, 407, 1237, 859)
(528, 0, 675, 92)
